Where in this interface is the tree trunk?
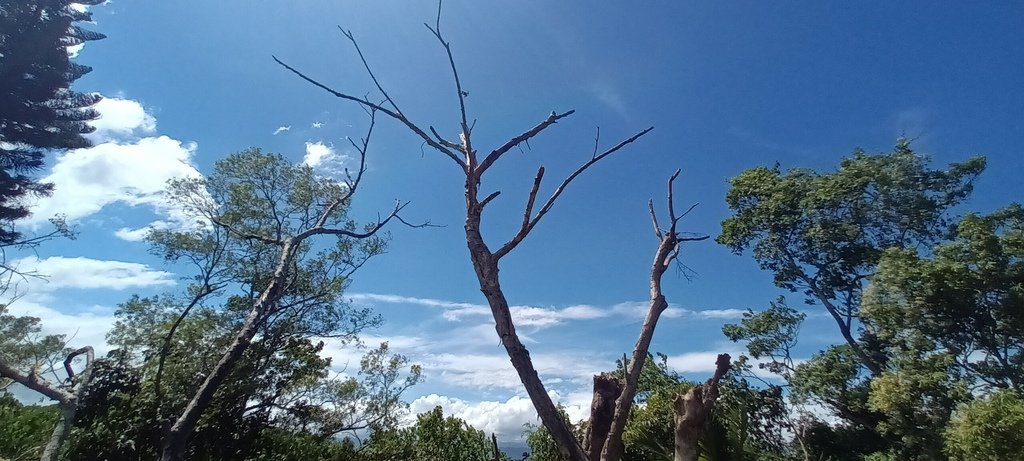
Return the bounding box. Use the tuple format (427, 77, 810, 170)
(40, 402, 77, 461)
(160, 305, 264, 461)
(161, 244, 292, 461)
(584, 373, 622, 461)
(672, 354, 730, 461)
(464, 198, 587, 461)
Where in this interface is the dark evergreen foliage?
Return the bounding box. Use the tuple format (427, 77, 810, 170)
(0, 0, 104, 244)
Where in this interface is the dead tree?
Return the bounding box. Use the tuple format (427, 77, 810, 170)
(272, 6, 720, 460)
(589, 171, 708, 461)
(673, 353, 731, 461)
(0, 346, 94, 461)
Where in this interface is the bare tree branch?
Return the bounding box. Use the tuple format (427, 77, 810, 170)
(494, 126, 653, 260)
(424, 1, 474, 166)
(272, 56, 467, 170)
(476, 110, 575, 176)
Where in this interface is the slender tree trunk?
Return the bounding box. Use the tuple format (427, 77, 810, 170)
(464, 195, 587, 461)
(161, 244, 293, 461)
(600, 173, 698, 461)
(40, 402, 77, 461)
(160, 306, 264, 461)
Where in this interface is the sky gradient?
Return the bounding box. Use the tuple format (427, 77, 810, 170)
(9, 1, 1024, 441)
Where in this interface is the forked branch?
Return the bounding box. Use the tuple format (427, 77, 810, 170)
(598, 170, 707, 461)
(476, 110, 576, 176)
(272, 56, 467, 170)
(493, 126, 653, 260)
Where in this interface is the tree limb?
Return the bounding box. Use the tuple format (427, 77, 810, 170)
(273, 56, 467, 170)
(476, 110, 575, 176)
(494, 126, 653, 260)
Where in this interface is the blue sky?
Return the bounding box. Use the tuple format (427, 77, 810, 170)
(8, 1, 1024, 440)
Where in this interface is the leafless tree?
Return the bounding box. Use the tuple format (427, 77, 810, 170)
(275, 5, 727, 460)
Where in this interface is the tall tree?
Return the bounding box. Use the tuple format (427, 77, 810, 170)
(156, 140, 414, 460)
(0, 0, 104, 244)
(718, 141, 985, 375)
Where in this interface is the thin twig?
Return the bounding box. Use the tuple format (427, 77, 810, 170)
(273, 56, 467, 170)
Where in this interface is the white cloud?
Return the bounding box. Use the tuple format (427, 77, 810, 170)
(303, 141, 335, 168)
(696, 309, 746, 319)
(87, 97, 157, 142)
(312, 121, 324, 129)
(113, 226, 151, 242)
(303, 141, 354, 177)
(408, 390, 591, 441)
(666, 351, 733, 374)
(27, 135, 201, 228)
(10, 256, 176, 291)
(3, 300, 116, 356)
(349, 292, 744, 330)
(21, 96, 206, 239)
(273, 125, 291, 135)
(589, 79, 628, 120)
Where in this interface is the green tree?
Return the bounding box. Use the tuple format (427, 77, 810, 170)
(944, 390, 1024, 461)
(62, 295, 419, 460)
(718, 141, 985, 375)
(0, 0, 104, 244)
(140, 144, 413, 461)
(863, 204, 1024, 392)
(362, 406, 506, 461)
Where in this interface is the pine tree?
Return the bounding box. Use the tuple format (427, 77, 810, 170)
(0, 0, 105, 244)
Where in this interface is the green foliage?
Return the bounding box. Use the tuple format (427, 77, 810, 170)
(522, 406, 581, 461)
(864, 204, 1024, 392)
(0, 0, 104, 244)
(620, 381, 691, 461)
(719, 141, 984, 302)
(723, 298, 804, 377)
(62, 292, 420, 460)
(362, 406, 504, 461)
(0, 306, 69, 394)
(944, 390, 1024, 461)
(0, 394, 58, 460)
(718, 141, 985, 372)
(612, 353, 684, 404)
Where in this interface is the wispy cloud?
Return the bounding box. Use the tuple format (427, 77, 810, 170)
(10, 256, 176, 292)
(272, 125, 291, 135)
(588, 79, 629, 120)
(349, 292, 746, 328)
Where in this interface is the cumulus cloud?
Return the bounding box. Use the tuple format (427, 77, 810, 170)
(28, 136, 201, 226)
(351, 293, 745, 328)
(312, 121, 324, 129)
(87, 97, 157, 142)
(408, 390, 591, 441)
(10, 256, 176, 291)
(22, 95, 204, 239)
(303, 141, 335, 168)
